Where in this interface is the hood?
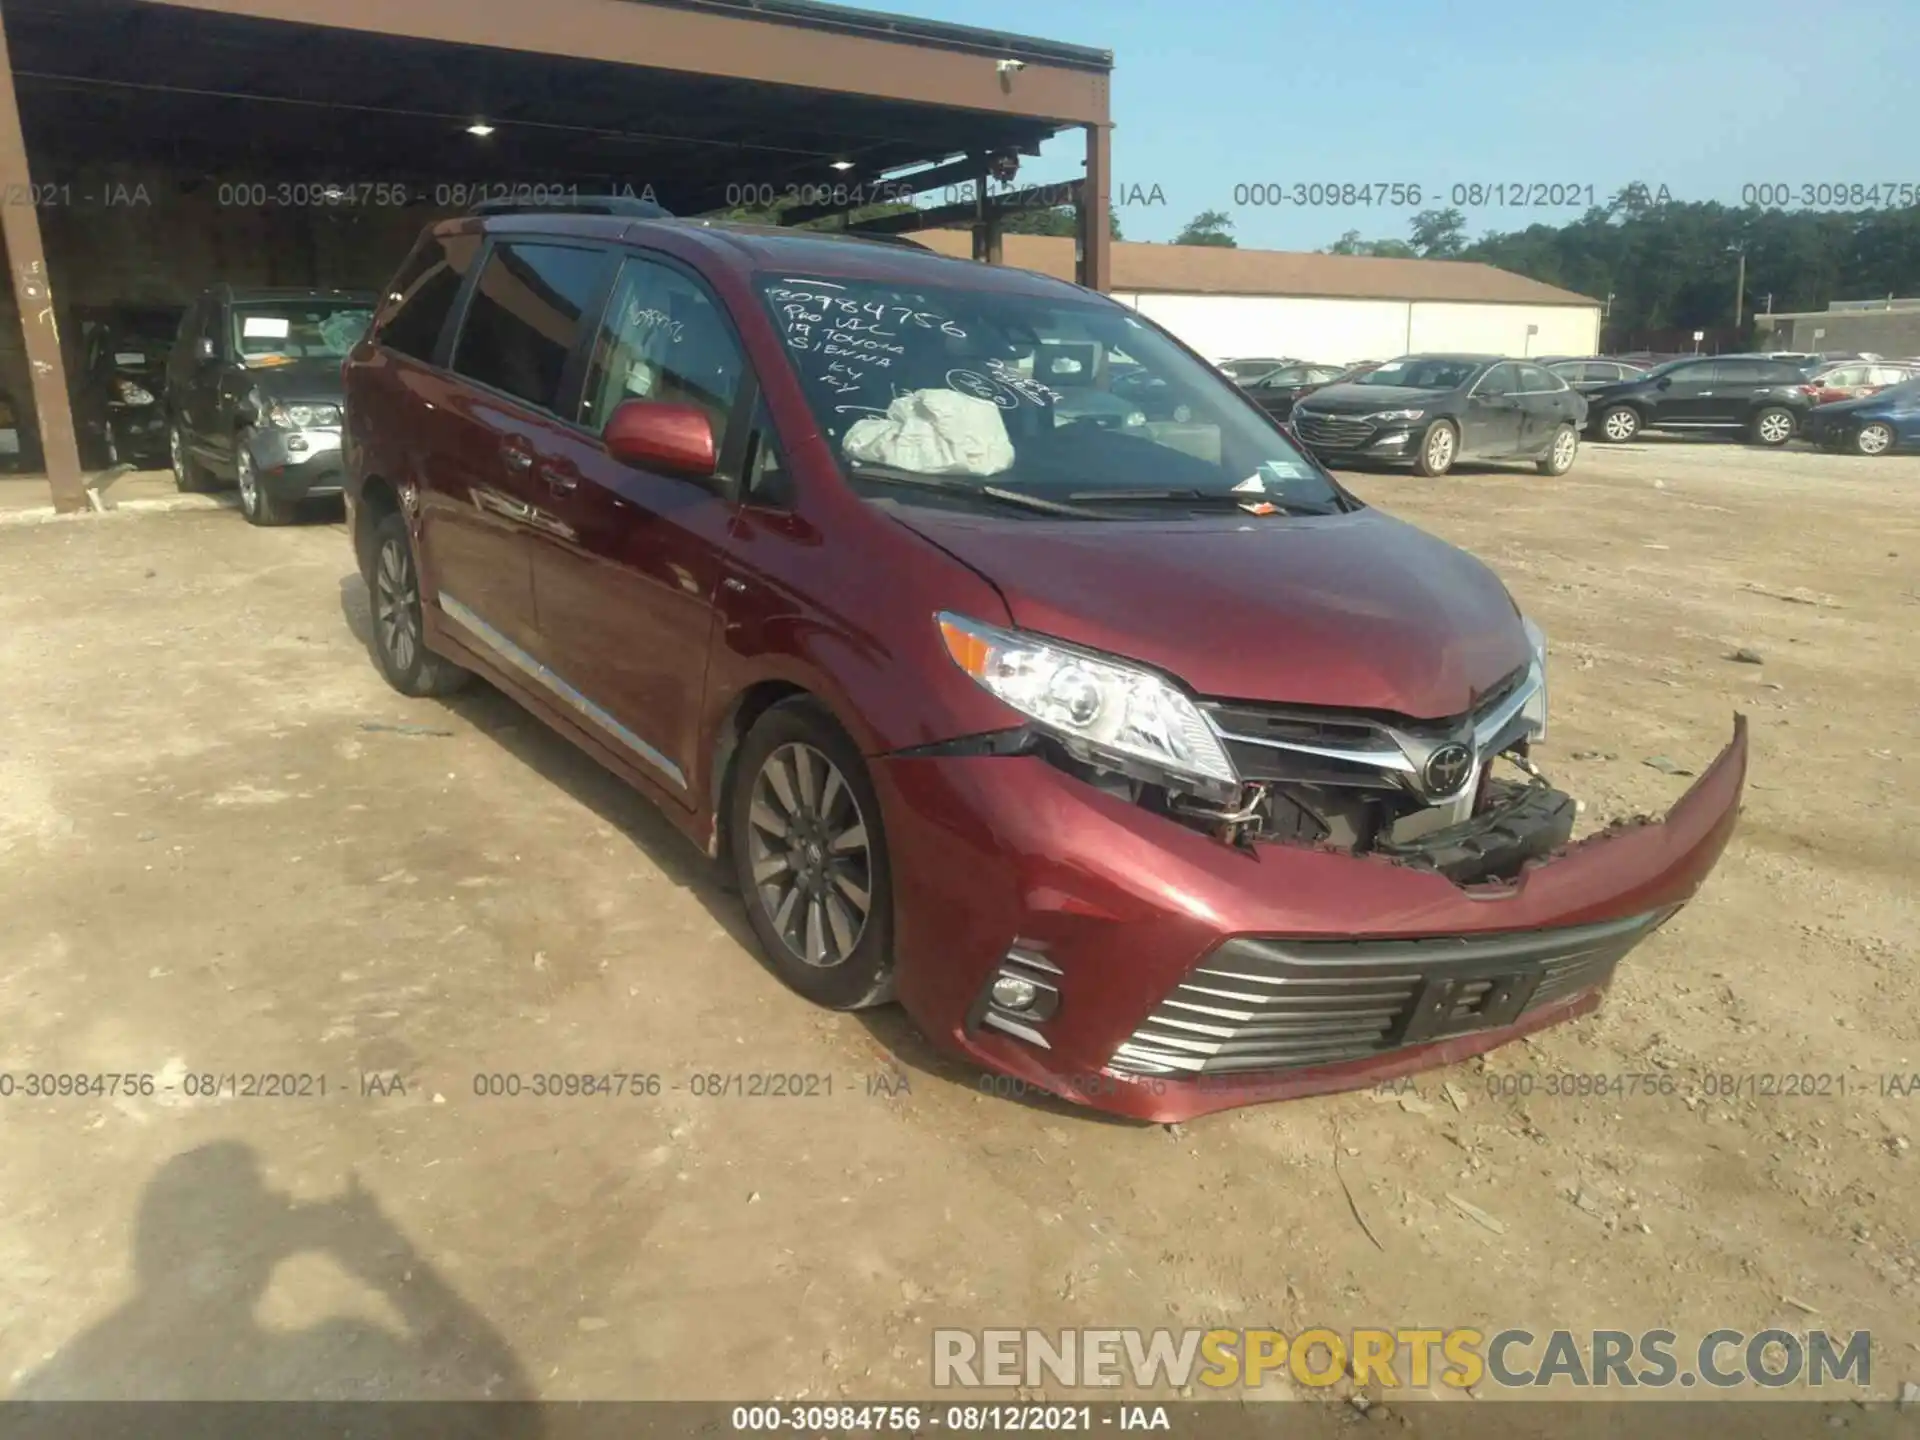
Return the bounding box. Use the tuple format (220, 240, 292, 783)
(243, 356, 347, 402)
(1296, 383, 1450, 415)
(889, 505, 1529, 717)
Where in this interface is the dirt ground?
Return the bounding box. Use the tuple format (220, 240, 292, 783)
(0, 437, 1916, 1408)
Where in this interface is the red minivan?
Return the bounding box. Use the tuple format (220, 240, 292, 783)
(342, 199, 1746, 1121)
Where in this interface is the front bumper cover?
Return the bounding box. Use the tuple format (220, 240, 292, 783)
(247, 427, 344, 498)
(872, 715, 1748, 1122)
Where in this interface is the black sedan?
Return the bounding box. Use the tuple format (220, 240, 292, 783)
(1288, 354, 1589, 476)
(1240, 361, 1353, 421)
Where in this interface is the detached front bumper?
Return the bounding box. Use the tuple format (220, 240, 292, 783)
(247, 426, 344, 499)
(872, 716, 1748, 1121)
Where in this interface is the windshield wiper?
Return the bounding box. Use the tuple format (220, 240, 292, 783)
(847, 463, 1108, 518)
(1066, 487, 1342, 515)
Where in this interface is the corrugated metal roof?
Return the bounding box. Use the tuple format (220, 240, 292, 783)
(912, 230, 1601, 307)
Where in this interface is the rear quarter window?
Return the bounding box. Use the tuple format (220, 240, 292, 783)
(375, 232, 480, 364)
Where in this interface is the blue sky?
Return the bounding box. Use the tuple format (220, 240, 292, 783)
(867, 0, 1918, 252)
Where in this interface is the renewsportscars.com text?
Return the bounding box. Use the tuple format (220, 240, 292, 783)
(933, 1327, 1872, 1392)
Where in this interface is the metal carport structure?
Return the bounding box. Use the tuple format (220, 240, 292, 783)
(0, 0, 1113, 512)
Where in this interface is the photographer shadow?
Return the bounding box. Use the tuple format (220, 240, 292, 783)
(10, 1142, 543, 1437)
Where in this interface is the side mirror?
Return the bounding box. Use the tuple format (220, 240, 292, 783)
(604, 399, 717, 478)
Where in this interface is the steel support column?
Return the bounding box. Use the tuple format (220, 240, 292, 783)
(0, 1, 83, 512)
(1076, 122, 1112, 293)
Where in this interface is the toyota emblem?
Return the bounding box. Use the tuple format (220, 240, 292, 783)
(1423, 742, 1474, 795)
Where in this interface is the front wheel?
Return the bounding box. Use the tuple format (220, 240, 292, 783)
(1855, 422, 1895, 456)
(1413, 419, 1458, 476)
(1536, 423, 1579, 476)
(1597, 405, 1640, 443)
(235, 433, 293, 526)
(367, 509, 471, 698)
(1751, 406, 1796, 446)
(729, 700, 894, 1011)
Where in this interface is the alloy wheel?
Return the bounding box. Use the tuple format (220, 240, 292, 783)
(1426, 426, 1454, 470)
(1757, 410, 1794, 444)
(1857, 423, 1893, 456)
(1603, 408, 1637, 441)
(746, 742, 873, 969)
(236, 447, 259, 513)
(374, 536, 420, 674)
(1551, 428, 1577, 471)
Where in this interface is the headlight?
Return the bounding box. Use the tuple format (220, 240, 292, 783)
(1365, 408, 1425, 423)
(1123, 410, 1147, 427)
(1520, 615, 1548, 743)
(111, 379, 155, 407)
(265, 400, 342, 428)
(936, 613, 1238, 797)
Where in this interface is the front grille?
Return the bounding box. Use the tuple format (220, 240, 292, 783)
(1293, 412, 1377, 449)
(1203, 666, 1529, 786)
(1107, 909, 1673, 1078)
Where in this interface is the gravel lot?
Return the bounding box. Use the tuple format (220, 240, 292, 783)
(0, 437, 1915, 1408)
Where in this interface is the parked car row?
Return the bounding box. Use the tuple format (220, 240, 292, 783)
(1577, 352, 1920, 453)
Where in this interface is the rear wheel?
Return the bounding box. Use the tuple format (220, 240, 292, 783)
(729, 700, 894, 1010)
(1855, 421, 1895, 456)
(367, 509, 470, 697)
(1597, 405, 1640, 443)
(169, 422, 216, 493)
(1536, 423, 1578, 476)
(1413, 419, 1458, 476)
(1751, 406, 1796, 446)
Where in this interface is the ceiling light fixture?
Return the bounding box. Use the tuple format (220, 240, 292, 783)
(828, 159, 854, 171)
(467, 121, 495, 137)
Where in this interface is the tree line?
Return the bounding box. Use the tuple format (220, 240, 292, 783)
(1171, 190, 1920, 336)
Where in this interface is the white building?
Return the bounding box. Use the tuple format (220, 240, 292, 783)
(920, 231, 1602, 362)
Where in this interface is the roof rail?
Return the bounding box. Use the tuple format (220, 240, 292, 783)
(469, 194, 673, 220)
(847, 232, 931, 251)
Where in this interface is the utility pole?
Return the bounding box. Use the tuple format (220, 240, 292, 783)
(1732, 248, 1746, 331)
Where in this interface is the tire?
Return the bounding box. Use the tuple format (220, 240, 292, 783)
(367, 508, 471, 698)
(1855, 422, 1895, 457)
(1597, 405, 1640, 443)
(1750, 406, 1796, 447)
(1412, 419, 1458, 476)
(234, 432, 293, 526)
(169, 422, 216, 493)
(729, 699, 894, 1010)
(1536, 423, 1578, 476)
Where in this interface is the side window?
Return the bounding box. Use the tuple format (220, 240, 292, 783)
(377, 232, 480, 363)
(1477, 363, 1520, 396)
(1824, 366, 1865, 386)
(1868, 365, 1910, 386)
(1515, 363, 1559, 391)
(1587, 363, 1622, 383)
(578, 256, 746, 451)
(451, 241, 613, 413)
(1714, 360, 1765, 384)
(1672, 362, 1717, 384)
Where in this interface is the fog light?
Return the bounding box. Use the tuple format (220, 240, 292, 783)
(990, 975, 1039, 1011)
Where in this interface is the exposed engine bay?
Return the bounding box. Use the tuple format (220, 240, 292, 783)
(1037, 658, 1572, 886)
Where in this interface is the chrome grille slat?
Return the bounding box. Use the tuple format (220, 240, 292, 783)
(1106, 911, 1674, 1080)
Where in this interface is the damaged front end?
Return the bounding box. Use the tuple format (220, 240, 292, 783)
(1025, 627, 1566, 888)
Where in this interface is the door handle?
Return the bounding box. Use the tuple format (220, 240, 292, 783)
(500, 436, 535, 472)
(539, 462, 578, 494)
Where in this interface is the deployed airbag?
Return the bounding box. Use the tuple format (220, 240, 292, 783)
(842, 389, 1015, 477)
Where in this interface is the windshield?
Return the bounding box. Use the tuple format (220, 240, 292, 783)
(232, 301, 375, 368)
(1347, 357, 1481, 390)
(760, 276, 1347, 517)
